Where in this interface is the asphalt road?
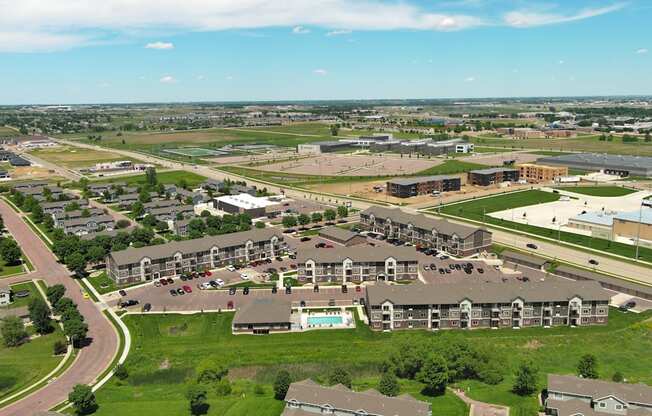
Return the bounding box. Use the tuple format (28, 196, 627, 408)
(0, 201, 119, 416)
(53, 138, 651, 288)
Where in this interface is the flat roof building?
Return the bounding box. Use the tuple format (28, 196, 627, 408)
(216, 193, 279, 218)
(517, 163, 569, 183)
(468, 168, 520, 186)
(232, 298, 292, 334)
(386, 175, 461, 198)
(537, 153, 652, 177)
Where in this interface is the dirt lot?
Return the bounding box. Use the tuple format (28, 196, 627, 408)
(254, 154, 442, 176)
(459, 151, 541, 166)
(4, 164, 66, 182)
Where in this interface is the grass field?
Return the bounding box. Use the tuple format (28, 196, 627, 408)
(89, 309, 652, 416)
(0, 259, 25, 278)
(28, 146, 137, 169)
(91, 170, 207, 188)
(0, 127, 17, 136)
(555, 186, 638, 197)
(415, 160, 487, 176)
(437, 190, 652, 263)
(3, 281, 39, 309)
(0, 281, 67, 399)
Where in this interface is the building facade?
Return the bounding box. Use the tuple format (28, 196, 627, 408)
(232, 298, 292, 335)
(468, 168, 520, 186)
(386, 175, 461, 198)
(297, 246, 419, 284)
(360, 206, 492, 257)
(517, 163, 569, 183)
(106, 228, 285, 284)
(61, 215, 116, 236)
(366, 280, 610, 331)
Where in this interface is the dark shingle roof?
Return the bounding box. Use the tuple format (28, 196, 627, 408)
(548, 374, 652, 406)
(232, 298, 291, 325)
(298, 245, 417, 264)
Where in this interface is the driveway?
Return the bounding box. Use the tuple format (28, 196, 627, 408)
(0, 200, 119, 416)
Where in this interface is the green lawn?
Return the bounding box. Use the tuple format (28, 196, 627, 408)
(90, 308, 652, 416)
(437, 190, 652, 263)
(0, 260, 25, 278)
(415, 160, 488, 176)
(555, 186, 638, 197)
(90, 170, 207, 188)
(3, 281, 39, 309)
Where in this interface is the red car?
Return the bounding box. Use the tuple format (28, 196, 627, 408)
(205, 270, 212, 277)
(160, 279, 168, 286)
(182, 285, 192, 294)
(355, 286, 362, 292)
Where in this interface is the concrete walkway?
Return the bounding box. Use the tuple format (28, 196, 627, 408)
(451, 388, 510, 416)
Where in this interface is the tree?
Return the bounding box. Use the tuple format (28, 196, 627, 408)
(66, 252, 88, 275)
(1, 316, 27, 347)
(196, 360, 228, 384)
(274, 370, 292, 400)
(282, 215, 297, 229)
(86, 245, 106, 265)
(53, 340, 68, 355)
(297, 214, 310, 227)
(28, 297, 52, 334)
(63, 317, 88, 346)
(612, 371, 624, 382)
(116, 219, 130, 229)
(337, 205, 349, 219)
(31, 204, 44, 223)
(328, 367, 352, 388)
(114, 364, 128, 380)
(68, 384, 97, 415)
(255, 221, 265, 229)
(46, 284, 66, 306)
(512, 361, 539, 396)
(0, 239, 22, 266)
(324, 209, 336, 222)
(145, 167, 158, 186)
(186, 383, 209, 415)
(131, 201, 145, 218)
(577, 354, 599, 379)
(311, 212, 323, 223)
(417, 353, 448, 395)
(378, 371, 400, 397)
(43, 215, 55, 231)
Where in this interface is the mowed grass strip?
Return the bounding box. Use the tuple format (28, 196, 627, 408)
(28, 146, 136, 169)
(555, 186, 638, 197)
(90, 309, 652, 416)
(90, 170, 207, 188)
(437, 190, 652, 263)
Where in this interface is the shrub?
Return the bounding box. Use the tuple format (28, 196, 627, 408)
(114, 364, 129, 380)
(274, 370, 291, 400)
(53, 340, 68, 356)
(214, 379, 232, 397)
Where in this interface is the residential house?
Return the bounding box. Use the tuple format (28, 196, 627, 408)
(40, 199, 88, 215)
(61, 215, 116, 236)
(0, 286, 11, 306)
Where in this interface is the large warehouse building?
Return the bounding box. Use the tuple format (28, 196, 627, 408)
(537, 153, 652, 177)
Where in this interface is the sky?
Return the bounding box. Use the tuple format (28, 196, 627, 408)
(0, 0, 651, 104)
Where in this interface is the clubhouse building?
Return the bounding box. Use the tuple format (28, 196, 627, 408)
(297, 246, 419, 284)
(360, 206, 492, 257)
(365, 280, 609, 331)
(106, 228, 285, 284)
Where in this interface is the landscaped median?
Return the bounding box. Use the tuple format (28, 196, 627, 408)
(428, 189, 652, 266)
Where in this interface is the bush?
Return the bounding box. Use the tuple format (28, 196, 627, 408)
(378, 371, 400, 397)
(327, 367, 352, 388)
(196, 361, 228, 384)
(274, 370, 292, 400)
(53, 340, 68, 356)
(114, 364, 128, 380)
(214, 379, 232, 396)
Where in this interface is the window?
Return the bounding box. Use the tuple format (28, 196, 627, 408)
(615, 405, 623, 410)
(599, 402, 606, 408)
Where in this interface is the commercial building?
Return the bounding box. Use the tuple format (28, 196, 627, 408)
(567, 212, 616, 240)
(612, 209, 652, 242)
(318, 226, 367, 246)
(365, 280, 610, 331)
(537, 153, 652, 178)
(297, 246, 419, 284)
(360, 206, 492, 257)
(297, 141, 353, 154)
(386, 175, 461, 198)
(517, 163, 569, 183)
(106, 228, 284, 284)
(545, 374, 652, 416)
(282, 379, 431, 416)
(215, 193, 279, 218)
(232, 298, 292, 334)
(468, 168, 520, 186)
(61, 215, 116, 236)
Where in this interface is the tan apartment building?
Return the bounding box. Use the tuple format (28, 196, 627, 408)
(360, 206, 492, 257)
(106, 228, 285, 284)
(297, 246, 419, 284)
(517, 163, 569, 183)
(365, 280, 609, 331)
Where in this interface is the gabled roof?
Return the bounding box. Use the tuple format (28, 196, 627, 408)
(318, 226, 360, 243)
(284, 379, 430, 416)
(361, 206, 485, 239)
(548, 374, 652, 406)
(297, 245, 417, 264)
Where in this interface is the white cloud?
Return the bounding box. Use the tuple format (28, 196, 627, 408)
(636, 48, 648, 54)
(292, 26, 310, 34)
(98, 81, 111, 88)
(159, 75, 177, 84)
(464, 76, 475, 82)
(504, 3, 624, 28)
(326, 29, 352, 36)
(145, 41, 174, 50)
(196, 74, 205, 80)
(225, 75, 234, 80)
(0, 31, 87, 52)
(558, 60, 565, 64)
(313, 69, 328, 76)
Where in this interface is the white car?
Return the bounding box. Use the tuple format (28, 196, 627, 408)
(240, 273, 250, 280)
(215, 279, 225, 287)
(199, 282, 212, 290)
(226, 265, 236, 272)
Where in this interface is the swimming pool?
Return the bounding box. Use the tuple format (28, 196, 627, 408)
(307, 315, 343, 325)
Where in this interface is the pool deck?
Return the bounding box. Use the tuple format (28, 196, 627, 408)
(293, 307, 355, 332)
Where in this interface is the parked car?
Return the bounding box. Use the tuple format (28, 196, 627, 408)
(205, 270, 212, 277)
(477, 268, 484, 274)
(215, 279, 225, 286)
(226, 265, 236, 272)
(423, 265, 430, 271)
(526, 243, 538, 250)
(169, 289, 177, 296)
(240, 273, 250, 280)
(229, 287, 236, 295)
(439, 268, 445, 274)
(143, 303, 152, 312)
(341, 285, 348, 293)
(285, 286, 292, 294)
(118, 290, 127, 297)
(183, 285, 192, 293)
(275, 256, 284, 262)
(166, 278, 174, 284)
(313, 285, 319, 293)
(355, 285, 361, 292)
(243, 287, 250, 295)
(154, 281, 161, 288)
(300, 236, 311, 242)
(176, 288, 185, 295)
(160, 279, 168, 286)
(227, 301, 234, 309)
(271, 286, 278, 294)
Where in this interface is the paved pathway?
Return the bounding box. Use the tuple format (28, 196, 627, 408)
(451, 388, 510, 416)
(0, 200, 119, 416)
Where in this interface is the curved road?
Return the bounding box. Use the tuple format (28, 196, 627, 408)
(0, 201, 118, 416)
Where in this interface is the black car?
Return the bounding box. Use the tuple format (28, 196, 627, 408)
(313, 285, 319, 293)
(176, 288, 185, 295)
(275, 257, 284, 262)
(271, 286, 278, 294)
(589, 259, 599, 265)
(341, 285, 348, 293)
(454, 264, 461, 270)
(118, 290, 127, 297)
(526, 243, 538, 250)
(243, 287, 250, 295)
(282, 228, 296, 234)
(439, 268, 445, 274)
(449, 264, 455, 270)
(300, 236, 311, 242)
(169, 289, 177, 296)
(229, 288, 236, 295)
(143, 303, 152, 312)
(285, 286, 292, 294)
(180, 275, 188, 281)
(477, 268, 484, 274)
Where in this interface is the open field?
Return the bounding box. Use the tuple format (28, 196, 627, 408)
(90, 309, 652, 416)
(0, 127, 17, 136)
(1, 164, 66, 183)
(438, 190, 652, 263)
(254, 154, 443, 176)
(91, 170, 207, 188)
(555, 186, 639, 197)
(470, 134, 652, 157)
(28, 145, 137, 169)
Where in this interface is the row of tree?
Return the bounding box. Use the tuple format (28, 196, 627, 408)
(46, 284, 88, 347)
(281, 205, 349, 229)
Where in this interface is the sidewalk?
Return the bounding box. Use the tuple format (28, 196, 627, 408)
(451, 388, 510, 416)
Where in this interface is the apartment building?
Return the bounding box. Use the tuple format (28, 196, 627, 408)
(16, 185, 64, 202)
(297, 246, 418, 284)
(517, 163, 569, 183)
(118, 193, 139, 209)
(360, 206, 492, 257)
(40, 199, 88, 215)
(61, 215, 116, 236)
(386, 175, 461, 198)
(53, 208, 105, 227)
(282, 379, 431, 416)
(468, 168, 520, 186)
(147, 205, 195, 222)
(545, 374, 652, 416)
(106, 228, 285, 284)
(365, 280, 609, 331)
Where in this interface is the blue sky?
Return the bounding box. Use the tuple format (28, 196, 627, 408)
(0, 0, 650, 104)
